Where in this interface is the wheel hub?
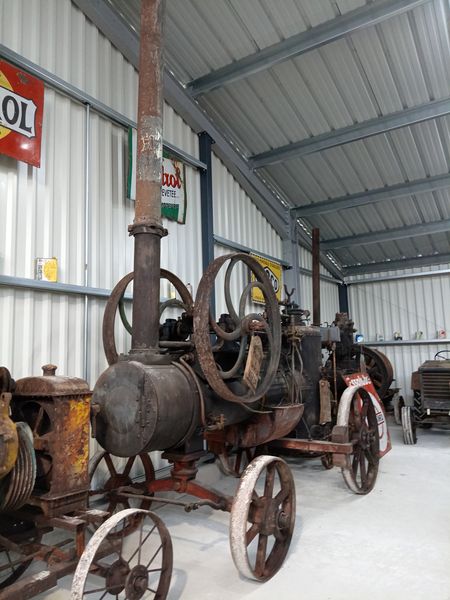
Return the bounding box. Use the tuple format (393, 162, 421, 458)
(105, 559, 130, 595)
(125, 565, 149, 600)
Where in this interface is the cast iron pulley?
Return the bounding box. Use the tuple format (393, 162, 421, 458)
(193, 253, 281, 404)
(102, 269, 194, 365)
(229, 455, 295, 581)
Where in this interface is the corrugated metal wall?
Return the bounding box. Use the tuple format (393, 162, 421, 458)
(348, 264, 450, 400)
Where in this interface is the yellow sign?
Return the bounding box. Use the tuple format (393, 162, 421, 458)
(250, 253, 282, 304)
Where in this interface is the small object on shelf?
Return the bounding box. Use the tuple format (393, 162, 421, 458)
(414, 331, 423, 340)
(375, 333, 385, 342)
(35, 257, 58, 282)
(355, 333, 364, 343)
(437, 329, 446, 339)
(393, 331, 402, 341)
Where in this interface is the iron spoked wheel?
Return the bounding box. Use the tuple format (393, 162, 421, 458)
(194, 253, 281, 405)
(230, 455, 295, 581)
(0, 517, 42, 589)
(401, 405, 417, 445)
(89, 452, 155, 538)
(320, 454, 333, 470)
(333, 386, 380, 495)
(71, 509, 173, 600)
(216, 445, 266, 478)
(103, 270, 193, 365)
(355, 346, 393, 400)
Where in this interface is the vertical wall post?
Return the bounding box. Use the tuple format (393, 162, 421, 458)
(199, 132, 214, 271)
(312, 227, 321, 326)
(199, 131, 215, 313)
(339, 283, 349, 314)
(83, 103, 91, 382)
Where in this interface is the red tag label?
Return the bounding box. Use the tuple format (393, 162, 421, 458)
(343, 373, 392, 457)
(0, 60, 44, 167)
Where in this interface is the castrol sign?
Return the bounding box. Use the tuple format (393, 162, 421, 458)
(0, 60, 44, 167)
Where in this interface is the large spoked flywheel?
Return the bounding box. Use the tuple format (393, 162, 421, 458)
(194, 253, 281, 405)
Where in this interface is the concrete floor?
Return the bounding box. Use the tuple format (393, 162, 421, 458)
(36, 419, 450, 600)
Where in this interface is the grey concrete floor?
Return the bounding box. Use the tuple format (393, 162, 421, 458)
(35, 419, 450, 600)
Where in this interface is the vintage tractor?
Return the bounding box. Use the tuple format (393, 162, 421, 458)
(401, 351, 450, 444)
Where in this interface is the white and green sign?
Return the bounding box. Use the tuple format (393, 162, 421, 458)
(127, 128, 187, 224)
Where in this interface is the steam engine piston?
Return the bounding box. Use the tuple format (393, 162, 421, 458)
(92, 360, 200, 457)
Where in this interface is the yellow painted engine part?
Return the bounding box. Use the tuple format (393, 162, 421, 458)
(0, 392, 19, 479)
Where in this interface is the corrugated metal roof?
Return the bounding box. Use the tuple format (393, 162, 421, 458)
(106, 0, 450, 273)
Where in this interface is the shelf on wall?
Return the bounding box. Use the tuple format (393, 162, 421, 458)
(360, 339, 450, 347)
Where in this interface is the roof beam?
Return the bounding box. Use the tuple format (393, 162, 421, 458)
(322, 219, 450, 249)
(188, 0, 430, 96)
(292, 173, 450, 217)
(250, 98, 450, 168)
(343, 253, 450, 276)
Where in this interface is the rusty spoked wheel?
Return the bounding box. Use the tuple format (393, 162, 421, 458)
(0, 517, 42, 589)
(216, 445, 265, 478)
(356, 346, 393, 400)
(334, 387, 380, 495)
(194, 253, 281, 404)
(230, 455, 295, 581)
(71, 509, 173, 600)
(89, 452, 155, 538)
(103, 270, 193, 365)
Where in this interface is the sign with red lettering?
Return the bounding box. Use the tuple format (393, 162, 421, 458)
(127, 128, 187, 223)
(343, 373, 392, 457)
(0, 60, 44, 167)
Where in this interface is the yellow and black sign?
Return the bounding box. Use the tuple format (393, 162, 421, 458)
(250, 253, 282, 305)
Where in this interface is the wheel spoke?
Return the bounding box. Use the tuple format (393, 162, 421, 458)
(104, 453, 117, 476)
(128, 525, 156, 563)
(263, 463, 276, 499)
(274, 486, 289, 505)
(352, 447, 360, 474)
(359, 452, 367, 485)
(122, 456, 136, 478)
(146, 543, 162, 569)
(246, 523, 260, 545)
(255, 535, 268, 577)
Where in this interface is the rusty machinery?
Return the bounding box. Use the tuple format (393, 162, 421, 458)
(0, 363, 173, 600)
(75, 0, 387, 592)
(401, 351, 450, 444)
(0, 0, 389, 596)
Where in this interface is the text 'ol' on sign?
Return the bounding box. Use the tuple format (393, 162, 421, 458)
(0, 60, 44, 167)
(250, 253, 282, 305)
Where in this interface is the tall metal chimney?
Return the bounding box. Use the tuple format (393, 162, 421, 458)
(129, 0, 167, 354)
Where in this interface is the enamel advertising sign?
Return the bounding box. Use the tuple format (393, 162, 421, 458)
(0, 60, 44, 167)
(250, 253, 282, 305)
(127, 128, 187, 223)
(343, 373, 392, 457)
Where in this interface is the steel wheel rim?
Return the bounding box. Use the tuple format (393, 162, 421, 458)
(342, 392, 379, 494)
(230, 455, 295, 581)
(71, 509, 172, 600)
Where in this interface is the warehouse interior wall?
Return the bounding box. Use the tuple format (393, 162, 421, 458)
(0, 0, 321, 385)
(348, 264, 450, 402)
